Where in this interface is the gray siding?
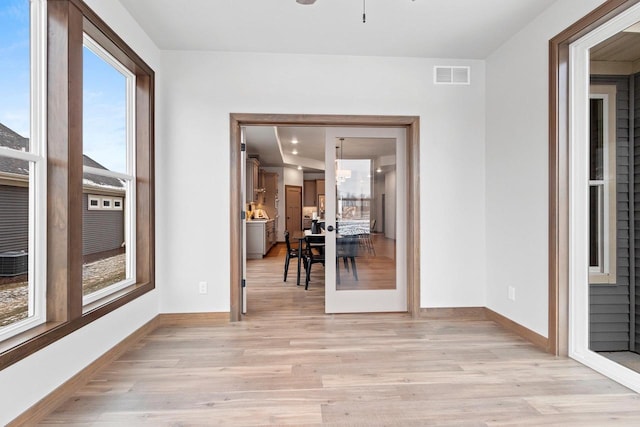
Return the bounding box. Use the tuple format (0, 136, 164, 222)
(589, 76, 631, 352)
(0, 185, 28, 253)
(82, 195, 125, 256)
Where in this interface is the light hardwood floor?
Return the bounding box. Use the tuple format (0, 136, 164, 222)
(36, 245, 640, 426)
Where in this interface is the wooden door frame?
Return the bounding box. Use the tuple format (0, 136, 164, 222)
(285, 185, 303, 234)
(230, 113, 420, 321)
(549, 0, 640, 355)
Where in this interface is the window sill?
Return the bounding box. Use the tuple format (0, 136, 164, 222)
(589, 273, 617, 285)
(0, 281, 153, 371)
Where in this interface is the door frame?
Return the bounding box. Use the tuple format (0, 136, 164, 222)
(284, 185, 303, 235)
(550, 0, 640, 356)
(229, 113, 420, 321)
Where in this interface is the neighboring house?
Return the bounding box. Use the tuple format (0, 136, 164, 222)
(0, 122, 125, 276)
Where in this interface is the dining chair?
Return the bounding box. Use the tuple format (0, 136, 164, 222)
(303, 235, 325, 290)
(283, 230, 302, 282)
(337, 235, 359, 283)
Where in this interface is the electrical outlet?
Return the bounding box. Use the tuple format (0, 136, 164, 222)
(508, 286, 516, 301)
(199, 281, 208, 294)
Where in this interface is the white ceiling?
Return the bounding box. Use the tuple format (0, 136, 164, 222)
(118, 0, 556, 59)
(245, 126, 396, 171)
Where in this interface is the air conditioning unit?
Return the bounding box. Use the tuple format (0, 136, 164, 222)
(0, 251, 28, 277)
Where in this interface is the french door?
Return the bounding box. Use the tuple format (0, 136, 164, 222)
(323, 127, 407, 313)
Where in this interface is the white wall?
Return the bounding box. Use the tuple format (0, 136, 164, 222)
(1, 1, 162, 423)
(485, 0, 607, 337)
(284, 167, 304, 187)
(159, 51, 487, 313)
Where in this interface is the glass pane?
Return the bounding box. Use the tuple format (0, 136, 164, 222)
(589, 185, 599, 268)
(82, 173, 127, 297)
(590, 98, 604, 181)
(0, 162, 31, 327)
(335, 139, 396, 291)
(83, 45, 127, 174)
(82, 43, 130, 299)
(0, 0, 32, 329)
(0, 0, 30, 151)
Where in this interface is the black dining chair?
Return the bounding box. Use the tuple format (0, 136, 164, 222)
(303, 235, 325, 290)
(337, 235, 359, 284)
(283, 230, 302, 282)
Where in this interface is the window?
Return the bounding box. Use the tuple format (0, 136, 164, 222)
(88, 195, 101, 210)
(0, 0, 46, 339)
(82, 35, 136, 304)
(0, 0, 154, 370)
(589, 85, 616, 284)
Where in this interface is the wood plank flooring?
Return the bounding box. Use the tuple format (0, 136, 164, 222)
(36, 246, 640, 426)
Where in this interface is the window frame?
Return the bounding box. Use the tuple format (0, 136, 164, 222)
(588, 85, 617, 285)
(0, 0, 155, 370)
(0, 0, 47, 341)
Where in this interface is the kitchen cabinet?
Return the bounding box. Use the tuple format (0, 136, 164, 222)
(262, 172, 278, 220)
(303, 180, 316, 206)
(316, 179, 325, 197)
(246, 219, 275, 259)
(246, 157, 260, 203)
(303, 179, 325, 206)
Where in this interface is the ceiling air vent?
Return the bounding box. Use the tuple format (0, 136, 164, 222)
(434, 66, 471, 85)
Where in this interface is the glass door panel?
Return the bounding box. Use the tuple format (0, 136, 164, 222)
(324, 127, 406, 313)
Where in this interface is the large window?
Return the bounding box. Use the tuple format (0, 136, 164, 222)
(0, 0, 154, 370)
(82, 36, 136, 304)
(0, 0, 46, 338)
(589, 85, 616, 284)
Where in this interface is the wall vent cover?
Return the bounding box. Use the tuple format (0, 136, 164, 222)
(434, 66, 471, 85)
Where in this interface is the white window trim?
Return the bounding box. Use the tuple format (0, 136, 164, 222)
(0, 0, 47, 341)
(81, 34, 137, 307)
(88, 195, 101, 210)
(588, 87, 616, 285)
(112, 197, 123, 210)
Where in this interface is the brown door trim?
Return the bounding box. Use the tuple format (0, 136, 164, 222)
(549, 0, 640, 355)
(230, 113, 420, 321)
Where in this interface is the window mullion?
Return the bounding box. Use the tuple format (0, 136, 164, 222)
(47, 0, 85, 322)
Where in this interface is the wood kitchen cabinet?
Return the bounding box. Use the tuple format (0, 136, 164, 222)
(246, 157, 260, 203)
(303, 180, 316, 206)
(262, 172, 278, 220)
(303, 179, 325, 207)
(246, 219, 275, 259)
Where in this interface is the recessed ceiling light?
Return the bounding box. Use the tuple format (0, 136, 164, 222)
(376, 167, 382, 173)
(297, 165, 302, 170)
(291, 139, 298, 144)
(292, 149, 298, 155)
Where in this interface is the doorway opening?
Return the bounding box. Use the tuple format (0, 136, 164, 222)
(230, 114, 420, 321)
(551, 0, 640, 393)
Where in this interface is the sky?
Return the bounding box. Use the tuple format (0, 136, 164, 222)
(1, 0, 127, 173)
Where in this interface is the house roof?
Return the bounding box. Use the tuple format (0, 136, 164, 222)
(0, 122, 124, 190)
(0, 123, 29, 177)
